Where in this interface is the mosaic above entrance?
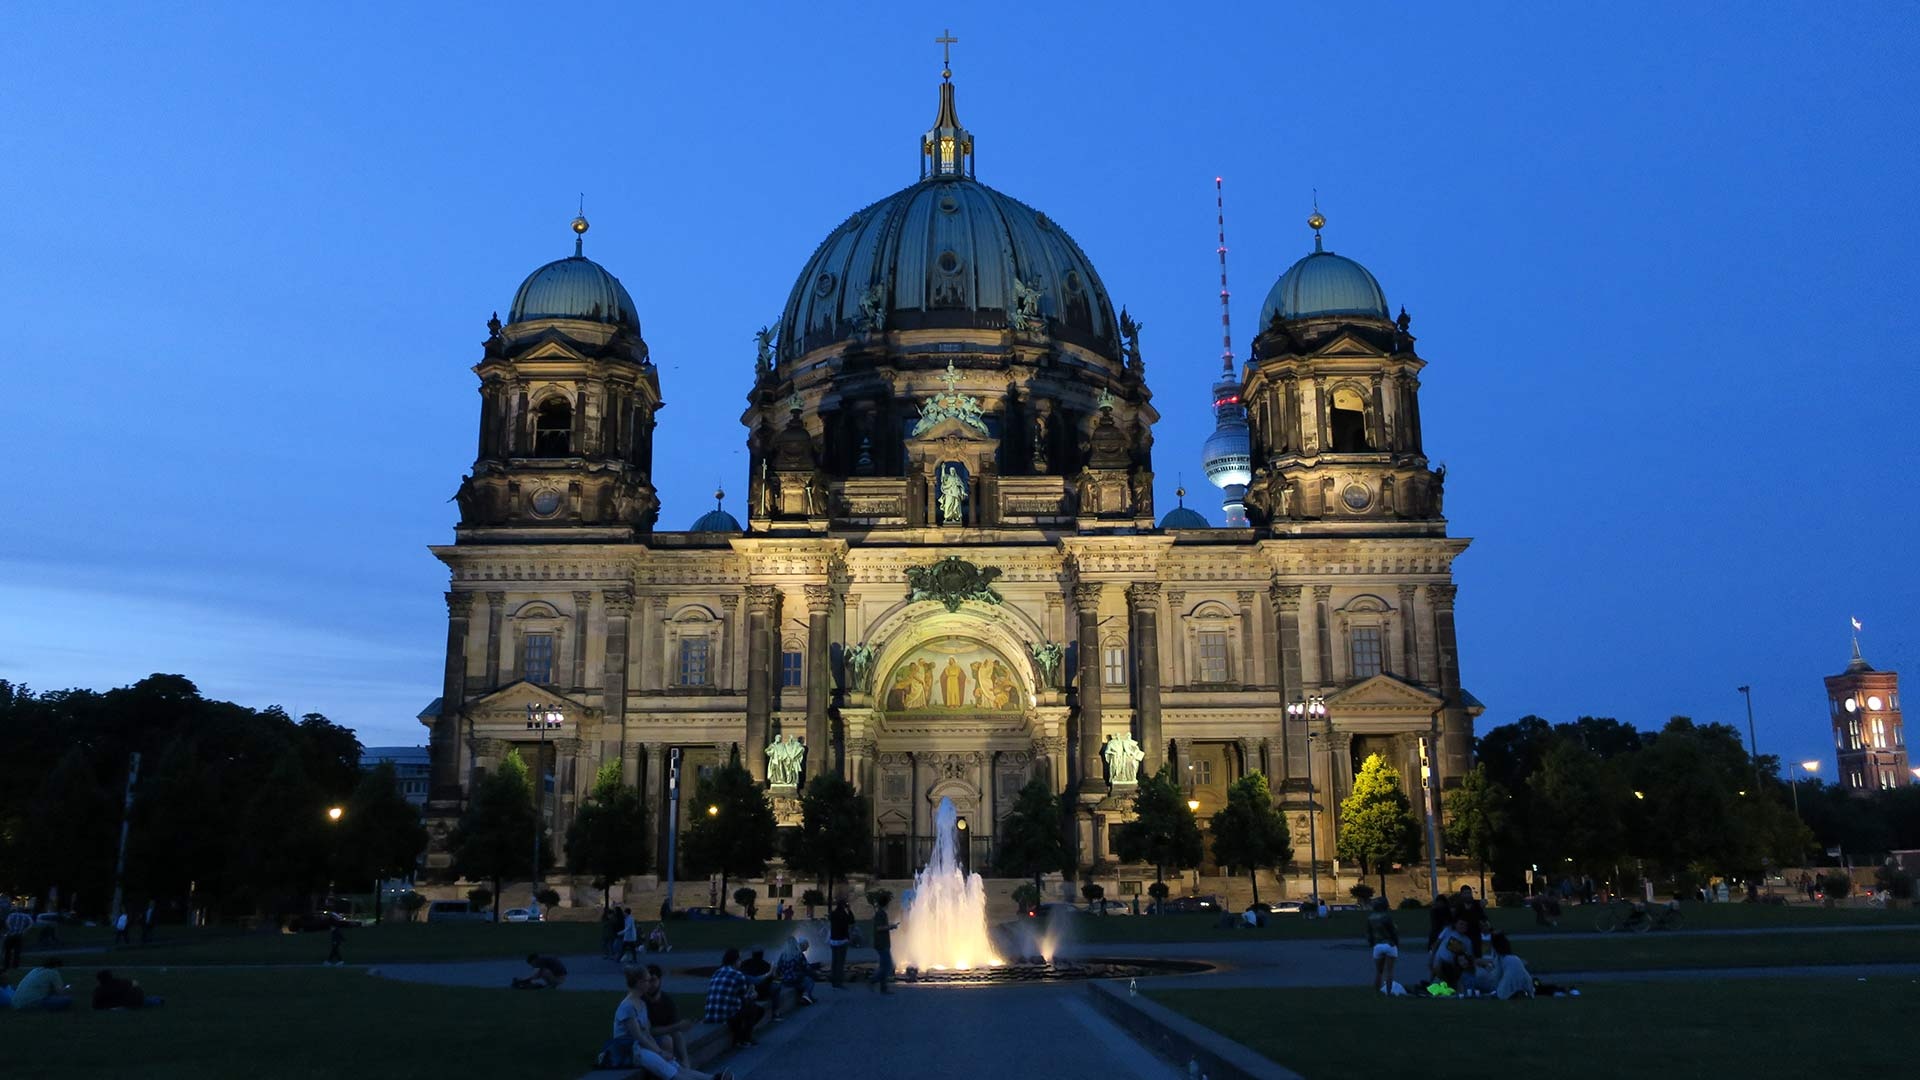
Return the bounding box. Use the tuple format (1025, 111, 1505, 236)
(881, 637, 1024, 714)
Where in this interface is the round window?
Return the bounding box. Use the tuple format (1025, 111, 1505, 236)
(530, 489, 562, 516)
(938, 193, 960, 214)
(937, 250, 962, 274)
(814, 272, 837, 298)
(1868, 695, 1884, 711)
(1844, 698, 1858, 713)
(1341, 484, 1371, 511)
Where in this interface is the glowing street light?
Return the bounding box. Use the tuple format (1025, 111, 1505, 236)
(1288, 696, 1330, 909)
(1633, 791, 1645, 800)
(327, 805, 344, 822)
(707, 804, 719, 817)
(1791, 760, 1820, 817)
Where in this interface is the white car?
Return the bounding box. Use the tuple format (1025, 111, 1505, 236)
(502, 908, 542, 923)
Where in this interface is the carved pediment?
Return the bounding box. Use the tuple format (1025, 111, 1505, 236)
(1324, 673, 1443, 713)
(467, 680, 593, 723)
(515, 337, 593, 364)
(1309, 332, 1386, 360)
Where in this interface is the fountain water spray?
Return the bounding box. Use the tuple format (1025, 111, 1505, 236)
(896, 797, 1001, 971)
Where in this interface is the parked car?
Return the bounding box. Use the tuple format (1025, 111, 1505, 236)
(1161, 894, 1221, 914)
(682, 906, 743, 921)
(425, 900, 494, 924)
(1087, 899, 1134, 916)
(1028, 902, 1081, 919)
(1264, 900, 1305, 916)
(502, 907, 541, 923)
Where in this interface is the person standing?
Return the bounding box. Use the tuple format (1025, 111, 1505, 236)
(325, 923, 345, 966)
(602, 906, 622, 961)
(826, 897, 854, 988)
(1366, 897, 1400, 993)
(141, 901, 157, 945)
(112, 911, 130, 946)
(702, 947, 763, 1047)
(3, 906, 30, 970)
(869, 899, 898, 994)
(618, 907, 641, 964)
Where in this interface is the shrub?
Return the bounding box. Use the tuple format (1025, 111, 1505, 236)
(1349, 883, 1375, 904)
(801, 888, 826, 914)
(733, 887, 758, 918)
(1147, 881, 1170, 900)
(467, 886, 493, 910)
(1081, 882, 1106, 905)
(1399, 896, 1426, 910)
(398, 892, 427, 921)
(865, 887, 894, 911)
(1820, 872, 1852, 900)
(1011, 883, 1041, 914)
(535, 887, 561, 914)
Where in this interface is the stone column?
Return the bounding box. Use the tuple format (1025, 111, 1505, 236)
(803, 585, 833, 780)
(1127, 582, 1164, 774)
(845, 736, 875, 795)
(718, 594, 741, 692)
(484, 590, 506, 688)
(571, 591, 592, 689)
(744, 585, 778, 782)
(1172, 738, 1193, 794)
(1312, 585, 1333, 686)
(1429, 583, 1471, 782)
(603, 588, 633, 754)
(1236, 590, 1258, 689)
(1269, 581, 1307, 783)
(1238, 737, 1260, 782)
(637, 594, 660, 693)
(1397, 584, 1420, 680)
(641, 742, 664, 870)
(1165, 590, 1186, 687)
(432, 591, 475, 799)
(1072, 582, 1105, 795)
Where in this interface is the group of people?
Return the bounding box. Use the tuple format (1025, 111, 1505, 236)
(0, 958, 164, 1012)
(602, 906, 671, 964)
(1365, 887, 1536, 999)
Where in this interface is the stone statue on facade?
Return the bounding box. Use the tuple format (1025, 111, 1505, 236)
(858, 283, 888, 333)
(1029, 640, 1064, 686)
(1103, 733, 1146, 786)
(1010, 277, 1042, 332)
(1119, 307, 1143, 371)
(938, 464, 967, 524)
(754, 325, 775, 376)
(766, 733, 806, 787)
(844, 643, 876, 691)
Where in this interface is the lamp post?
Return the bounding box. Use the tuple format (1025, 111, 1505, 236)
(526, 703, 565, 920)
(664, 748, 682, 916)
(1792, 760, 1819, 817)
(1288, 696, 1328, 906)
(1736, 686, 1764, 795)
(324, 805, 344, 909)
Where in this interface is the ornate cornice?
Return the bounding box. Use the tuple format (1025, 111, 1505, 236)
(1426, 583, 1458, 609)
(446, 591, 476, 618)
(1072, 581, 1103, 610)
(804, 584, 835, 613)
(745, 584, 780, 612)
(604, 587, 636, 617)
(1269, 581, 1302, 611)
(1126, 581, 1161, 608)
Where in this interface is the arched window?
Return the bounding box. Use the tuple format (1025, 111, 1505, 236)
(534, 398, 573, 456)
(1102, 638, 1128, 687)
(1329, 387, 1371, 453)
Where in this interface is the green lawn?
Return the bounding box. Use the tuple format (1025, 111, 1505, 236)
(0, 968, 707, 1080)
(1152, 978, 1919, 1078)
(19, 918, 795, 967)
(1521, 928, 1920, 973)
(1037, 901, 1920, 945)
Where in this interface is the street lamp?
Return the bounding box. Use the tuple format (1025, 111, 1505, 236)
(327, 806, 344, 822)
(1792, 760, 1819, 817)
(324, 806, 344, 907)
(525, 703, 566, 919)
(1736, 686, 1764, 794)
(1288, 696, 1328, 907)
(664, 748, 682, 917)
(707, 804, 719, 817)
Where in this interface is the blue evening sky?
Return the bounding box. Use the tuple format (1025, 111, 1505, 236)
(3, 2, 1915, 764)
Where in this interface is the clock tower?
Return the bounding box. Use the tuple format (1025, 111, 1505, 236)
(1824, 625, 1908, 794)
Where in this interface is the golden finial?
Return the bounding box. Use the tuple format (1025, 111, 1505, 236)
(572, 196, 590, 256)
(714, 484, 726, 509)
(571, 215, 589, 235)
(1308, 192, 1325, 252)
(936, 28, 958, 80)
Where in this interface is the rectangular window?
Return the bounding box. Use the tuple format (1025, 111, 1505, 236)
(523, 633, 554, 684)
(1103, 646, 1127, 686)
(1872, 718, 1886, 748)
(781, 650, 804, 688)
(1118, 880, 1142, 897)
(1197, 631, 1230, 684)
(1196, 759, 1214, 786)
(677, 638, 711, 686)
(1350, 627, 1383, 679)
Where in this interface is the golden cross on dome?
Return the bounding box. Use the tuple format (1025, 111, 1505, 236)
(940, 358, 962, 394)
(936, 28, 958, 78)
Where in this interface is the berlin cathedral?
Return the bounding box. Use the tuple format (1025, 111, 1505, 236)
(423, 59, 1479, 892)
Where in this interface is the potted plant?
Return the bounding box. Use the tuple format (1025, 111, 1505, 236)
(1147, 881, 1170, 914)
(1081, 882, 1106, 913)
(535, 887, 561, 920)
(733, 886, 758, 919)
(801, 888, 826, 920)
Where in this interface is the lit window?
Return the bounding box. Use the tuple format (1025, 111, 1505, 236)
(1350, 628, 1383, 679)
(523, 634, 554, 685)
(677, 638, 711, 687)
(781, 650, 803, 688)
(1196, 759, 1214, 786)
(1197, 631, 1230, 684)
(1872, 718, 1887, 748)
(1104, 646, 1127, 686)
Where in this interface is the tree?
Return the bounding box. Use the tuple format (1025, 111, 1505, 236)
(1527, 739, 1626, 879)
(1208, 772, 1292, 905)
(1114, 764, 1203, 888)
(338, 762, 429, 922)
(680, 759, 776, 908)
(786, 774, 871, 893)
(449, 749, 549, 922)
(1444, 764, 1510, 897)
(565, 761, 650, 909)
(245, 748, 333, 918)
(993, 777, 1070, 901)
(1081, 881, 1105, 911)
(1337, 753, 1419, 900)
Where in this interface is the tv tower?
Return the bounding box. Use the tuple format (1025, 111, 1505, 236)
(1200, 177, 1252, 525)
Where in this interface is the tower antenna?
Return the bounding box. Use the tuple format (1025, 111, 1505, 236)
(1216, 176, 1233, 375)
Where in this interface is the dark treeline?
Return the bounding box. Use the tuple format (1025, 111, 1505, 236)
(0, 675, 422, 921)
(1455, 714, 1920, 894)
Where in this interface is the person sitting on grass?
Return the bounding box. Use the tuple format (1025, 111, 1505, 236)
(702, 947, 764, 1048)
(1366, 897, 1400, 993)
(91, 970, 163, 1010)
(11, 958, 72, 1011)
(642, 963, 694, 1067)
(775, 936, 816, 1006)
(601, 966, 732, 1079)
(514, 953, 567, 989)
(646, 923, 671, 953)
(1461, 932, 1534, 999)
(1430, 917, 1474, 988)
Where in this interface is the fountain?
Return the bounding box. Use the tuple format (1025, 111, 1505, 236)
(896, 797, 1001, 971)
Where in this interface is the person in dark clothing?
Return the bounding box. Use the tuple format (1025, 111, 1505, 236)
(513, 953, 567, 989)
(738, 948, 777, 1018)
(869, 901, 898, 994)
(826, 897, 855, 988)
(1426, 896, 1453, 951)
(91, 970, 162, 1010)
(642, 963, 694, 1066)
(325, 924, 345, 966)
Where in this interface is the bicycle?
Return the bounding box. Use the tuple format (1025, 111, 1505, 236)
(1594, 900, 1684, 933)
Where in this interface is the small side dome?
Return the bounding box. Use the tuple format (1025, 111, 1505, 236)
(691, 487, 741, 532)
(1259, 251, 1388, 325)
(510, 256, 640, 328)
(1160, 485, 1210, 530)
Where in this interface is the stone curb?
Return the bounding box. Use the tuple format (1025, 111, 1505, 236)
(1086, 980, 1302, 1080)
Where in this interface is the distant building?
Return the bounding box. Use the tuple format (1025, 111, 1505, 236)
(1824, 634, 1908, 793)
(364, 737, 432, 811)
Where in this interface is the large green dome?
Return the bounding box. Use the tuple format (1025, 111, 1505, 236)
(509, 222, 640, 329)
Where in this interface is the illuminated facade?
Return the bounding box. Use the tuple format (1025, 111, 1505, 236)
(422, 67, 1480, 889)
(1824, 636, 1908, 793)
